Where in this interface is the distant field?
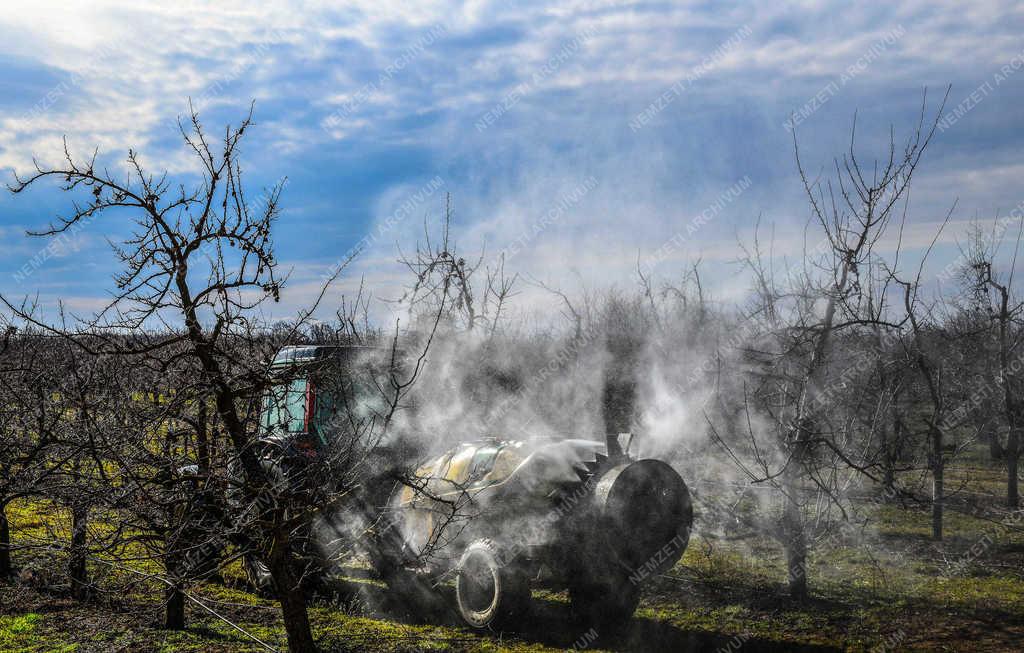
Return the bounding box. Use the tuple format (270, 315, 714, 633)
(2, 454, 1023, 652)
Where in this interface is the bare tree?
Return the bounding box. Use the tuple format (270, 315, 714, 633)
(891, 265, 954, 540)
(4, 104, 331, 652)
(397, 195, 518, 335)
(721, 91, 947, 597)
(0, 321, 63, 579)
(4, 100, 447, 650)
(963, 217, 1024, 507)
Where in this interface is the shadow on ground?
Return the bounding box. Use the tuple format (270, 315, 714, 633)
(323, 572, 841, 653)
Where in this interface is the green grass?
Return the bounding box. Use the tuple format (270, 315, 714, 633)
(3, 456, 1024, 652)
(0, 613, 78, 653)
(656, 495, 1024, 650)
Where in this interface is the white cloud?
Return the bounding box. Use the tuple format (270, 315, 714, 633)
(3, 0, 1024, 320)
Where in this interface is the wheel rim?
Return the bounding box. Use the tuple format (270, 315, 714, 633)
(458, 553, 498, 618)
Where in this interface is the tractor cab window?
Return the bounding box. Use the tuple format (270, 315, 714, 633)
(261, 378, 308, 433)
(259, 349, 398, 446)
(314, 387, 336, 432)
(311, 367, 390, 441)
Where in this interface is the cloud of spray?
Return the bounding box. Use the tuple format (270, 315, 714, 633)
(314, 196, 938, 613)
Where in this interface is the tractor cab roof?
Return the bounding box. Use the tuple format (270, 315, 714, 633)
(271, 344, 388, 369)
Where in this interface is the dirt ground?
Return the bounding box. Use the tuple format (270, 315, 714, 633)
(3, 460, 1024, 652)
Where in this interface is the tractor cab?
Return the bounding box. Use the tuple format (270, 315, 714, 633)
(257, 345, 396, 463)
(234, 344, 409, 593)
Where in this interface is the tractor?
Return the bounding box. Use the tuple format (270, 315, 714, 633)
(243, 344, 694, 629)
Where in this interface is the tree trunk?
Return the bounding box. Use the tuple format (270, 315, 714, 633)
(778, 254, 848, 600)
(0, 500, 11, 578)
(782, 420, 810, 601)
(783, 493, 808, 601)
(270, 554, 317, 653)
(931, 429, 944, 541)
(165, 584, 186, 629)
(164, 540, 188, 629)
(68, 503, 90, 599)
(882, 388, 903, 500)
(1007, 427, 1020, 508)
(995, 285, 1019, 507)
(197, 397, 210, 473)
(880, 422, 896, 497)
(882, 456, 896, 498)
(190, 336, 313, 648)
(601, 379, 634, 459)
(989, 422, 1005, 461)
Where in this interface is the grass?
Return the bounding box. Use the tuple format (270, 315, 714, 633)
(2, 454, 1024, 652)
(0, 613, 78, 653)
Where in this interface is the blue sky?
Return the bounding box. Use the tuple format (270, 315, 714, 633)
(1, 1, 1023, 321)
